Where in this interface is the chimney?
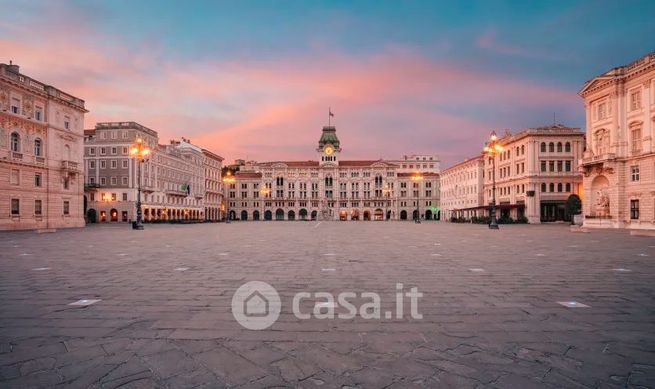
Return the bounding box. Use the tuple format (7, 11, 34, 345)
(6, 60, 20, 74)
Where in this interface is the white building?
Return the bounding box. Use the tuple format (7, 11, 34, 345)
(440, 155, 484, 221)
(0, 62, 87, 230)
(579, 51, 655, 229)
(225, 125, 441, 221)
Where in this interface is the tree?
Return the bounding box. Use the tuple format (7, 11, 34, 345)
(566, 194, 582, 224)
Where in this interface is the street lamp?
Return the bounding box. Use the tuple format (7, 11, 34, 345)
(129, 137, 151, 230)
(382, 183, 391, 221)
(411, 172, 423, 223)
(260, 186, 271, 221)
(483, 131, 503, 230)
(222, 172, 235, 223)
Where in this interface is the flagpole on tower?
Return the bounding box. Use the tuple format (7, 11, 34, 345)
(328, 107, 334, 127)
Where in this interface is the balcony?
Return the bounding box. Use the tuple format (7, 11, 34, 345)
(581, 152, 616, 165)
(61, 160, 79, 171)
(11, 152, 23, 160)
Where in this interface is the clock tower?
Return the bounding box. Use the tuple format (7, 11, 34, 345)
(317, 125, 341, 166)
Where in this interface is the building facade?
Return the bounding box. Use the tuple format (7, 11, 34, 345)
(202, 149, 224, 221)
(0, 62, 87, 230)
(225, 125, 440, 221)
(579, 51, 655, 229)
(482, 125, 585, 223)
(440, 155, 484, 221)
(83, 122, 222, 223)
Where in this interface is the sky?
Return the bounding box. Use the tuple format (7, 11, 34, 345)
(1, 0, 654, 167)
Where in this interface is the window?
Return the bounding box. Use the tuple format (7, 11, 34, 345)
(111, 160, 117, 169)
(100, 160, 106, 169)
(548, 142, 555, 153)
(631, 128, 642, 153)
(34, 173, 42, 187)
(549, 183, 555, 192)
(540, 142, 546, 153)
(557, 183, 563, 192)
(11, 199, 19, 215)
(541, 161, 547, 172)
(35, 106, 43, 121)
(100, 177, 106, 185)
(34, 138, 42, 156)
(34, 200, 42, 215)
(565, 183, 571, 192)
(630, 200, 639, 220)
(64, 116, 70, 130)
(122, 177, 128, 185)
(89, 147, 96, 155)
(111, 147, 117, 155)
(63, 178, 69, 190)
(89, 160, 96, 169)
(565, 160, 572, 172)
(630, 90, 642, 110)
(122, 193, 128, 201)
(549, 161, 555, 172)
(631, 165, 640, 181)
(541, 183, 546, 192)
(557, 161, 563, 172)
(557, 142, 562, 152)
(100, 147, 106, 155)
(565, 142, 571, 152)
(63, 201, 70, 215)
(11, 98, 20, 114)
(597, 102, 607, 120)
(10, 132, 20, 152)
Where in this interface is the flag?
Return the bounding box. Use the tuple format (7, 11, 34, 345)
(329, 108, 334, 117)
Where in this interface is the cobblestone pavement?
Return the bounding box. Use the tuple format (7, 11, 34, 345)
(0, 222, 654, 388)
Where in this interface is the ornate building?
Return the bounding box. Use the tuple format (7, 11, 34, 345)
(226, 125, 440, 221)
(579, 51, 655, 229)
(482, 125, 585, 223)
(440, 155, 484, 221)
(0, 62, 87, 230)
(83, 122, 223, 223)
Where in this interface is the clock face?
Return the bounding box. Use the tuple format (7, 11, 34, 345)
(324, 146, 334, 155)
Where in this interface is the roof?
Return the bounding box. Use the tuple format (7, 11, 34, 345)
(201, 149, 224, 161)
(338, 160, 396, 167)
(259, 161, 320, 168)
(579, 51, 655, 96)
(318, 126, 340, 148)
(441, 155, 484, 174)
(234, 172, 262, 179)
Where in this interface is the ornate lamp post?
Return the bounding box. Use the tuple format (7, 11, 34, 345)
(260, 186, 271, 221)
(411, 172, 423, 223)
(222, 172, 235, 223)
(129, 137, 151, 230)
(483, 131, 503, 230)
(383, 183, 391, 221)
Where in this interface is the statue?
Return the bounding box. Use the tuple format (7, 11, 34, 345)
(595, 189, 610, 217)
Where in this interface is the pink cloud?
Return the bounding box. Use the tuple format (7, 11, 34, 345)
(0, 6, 580, 167)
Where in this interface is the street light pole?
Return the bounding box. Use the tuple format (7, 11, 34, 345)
(383, 183, 390, 221)
(130, 137, 151, 230)
(411, 172, 423, 223)
(222, 172, 235, 223)
(483, 131, 502, 230)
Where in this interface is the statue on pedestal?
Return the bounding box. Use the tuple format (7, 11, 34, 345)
(595, 190, 610, 217)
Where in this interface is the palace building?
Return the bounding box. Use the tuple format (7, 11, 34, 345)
(579, 51, 655, 229)
(83, 122, 223, 223)
(440, 155, 485, 221)
(0, 62, 88, 231)
(226, 125, 440, 221)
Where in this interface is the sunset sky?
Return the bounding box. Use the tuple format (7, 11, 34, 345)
(2, 0, 653, 166)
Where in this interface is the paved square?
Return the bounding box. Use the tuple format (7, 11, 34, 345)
(0, 222, 654, 388)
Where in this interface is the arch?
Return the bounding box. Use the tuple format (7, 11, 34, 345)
(110, 208, 118, 222)
(363, 210, 371, 221)
(557, 183, 563, 192)
(299, 208, 308, 220)
(100, 210, 107, 222)
(412, 209, 419, 220)
(400, 210, 408, 220)
(425, 209, 433, 220)
(264, 210, 272, 221)
(521, 145, 525, 155)
(374, 208, 384, 221)
(386, 210, 392, 220)
(288, 210, 295, 220)
(275, 208, 284, 220)
(339, 210, 347, 221)
(541, 183, 547, 192)
(311, 210, 318, 220)
(565, 142, 571, 152)
(34, 138, 42, 156)
(86, 208, 97, 223)
(540, 142, 546, 153)
(229, 210, 236, 221)
(241, 210, 248, 221)
(556, 142, 563, 152)
(10, 132, 20, 152)
(591, 175, 610, 217)
(351, 209, 360, 221)
(549, 183, 555, 192)
(548, 142, 555, 152)
(253, 210, 260, 221)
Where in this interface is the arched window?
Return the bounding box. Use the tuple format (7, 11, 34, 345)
(557, 142, 563, 152)
(541, 183, 547, 192)
(540, 142, 546, 153)
(548, 142, 555, 152)
(566, 183, 571, 192)
(34, 138, 42, 156)
(64, 144, 71, 161)
(565, 142, 571, 152)
(557, 183, 563, 192)
(521, 145, 525, 155)
(10, 132, 20, 152)
(549, 183, 555, 192)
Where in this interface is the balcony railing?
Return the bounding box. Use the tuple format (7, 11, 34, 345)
(61, 160, 79, 171)
(582, 152, 616, 165)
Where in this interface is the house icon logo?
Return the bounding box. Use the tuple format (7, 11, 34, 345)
(232, 281, 281, 330)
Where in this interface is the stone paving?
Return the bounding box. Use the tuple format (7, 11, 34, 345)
(0, 222, 654, 388)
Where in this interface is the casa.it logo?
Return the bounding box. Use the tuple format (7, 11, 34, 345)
(231, 281, 281, 330)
